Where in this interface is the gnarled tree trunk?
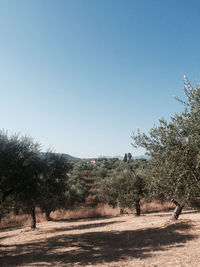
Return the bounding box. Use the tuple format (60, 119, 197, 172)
(14, 207, 19, 215)
(135, 199, 141, 216)
(45, 210, 52, 221)
(31, 207, 36, 229)
(171, 199, 184, 220)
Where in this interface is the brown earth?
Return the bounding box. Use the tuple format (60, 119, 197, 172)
(1, 210, 200, 267)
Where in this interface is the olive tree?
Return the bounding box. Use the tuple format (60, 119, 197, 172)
(0, 132, 42, 228)
(95, 159, 147, 215)
(132, 77, 200, 219)
(38, 152, 73, 220)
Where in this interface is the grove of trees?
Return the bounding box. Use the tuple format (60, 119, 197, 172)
(1, 77, 200, 229)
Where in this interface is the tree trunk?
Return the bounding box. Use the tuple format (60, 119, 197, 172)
(14, 207, 19, 215)
(31, 207, 36, 229)
(45, 210, 52, 221)
(120, 208, 124, 215)
(171, 199, 184, 220)
(135, 199, 141, 216)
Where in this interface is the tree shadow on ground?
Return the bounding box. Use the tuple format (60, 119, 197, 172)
(43, 220, 125, 234)
(142, 208, 174, 215)
(0, 235, 14, 242)
(151, 209, 199, 218)
(0, 224, 27, 232)
(52, 215, 116, 223)
(182, 210, 200, 215)
(0, 221, 195, 266)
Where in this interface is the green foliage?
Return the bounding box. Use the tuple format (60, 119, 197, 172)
(123, 153, 128, 162)
(94, 158, 120, 180)
(132, 77, 200, 208)
(0, 131, 88, 226)
(0, 132, 43, 228)
(127, 153, 132, 161)
(95, 159, 147, 215)
(38, 152, 73, 219)
(68, 161, 88, 204)
(0, 132, 42, 213)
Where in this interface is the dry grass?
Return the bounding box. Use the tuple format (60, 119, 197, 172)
(1, 210, 200, 266)
(51, 204, 120, 221)
(141, 200, 174, 213)
(0, 208, 46, 230)
(0, 200, 174, 230)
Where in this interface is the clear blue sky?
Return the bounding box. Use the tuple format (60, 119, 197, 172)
(0, 0, 200, 158)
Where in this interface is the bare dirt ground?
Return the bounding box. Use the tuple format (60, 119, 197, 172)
(1, 210, 200, 267)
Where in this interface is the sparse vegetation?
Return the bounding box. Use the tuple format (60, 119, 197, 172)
(0, 201, 174, 230)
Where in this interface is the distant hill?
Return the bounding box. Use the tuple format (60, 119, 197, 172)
(98, 155, 123, 160)
(59, 153, 81, 161)
(41, 152, 80, 161)
(98, 155, 150, 160)
(41, 153, 149, 161)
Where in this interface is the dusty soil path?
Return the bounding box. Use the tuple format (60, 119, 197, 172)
(1, 210, 200, 266)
